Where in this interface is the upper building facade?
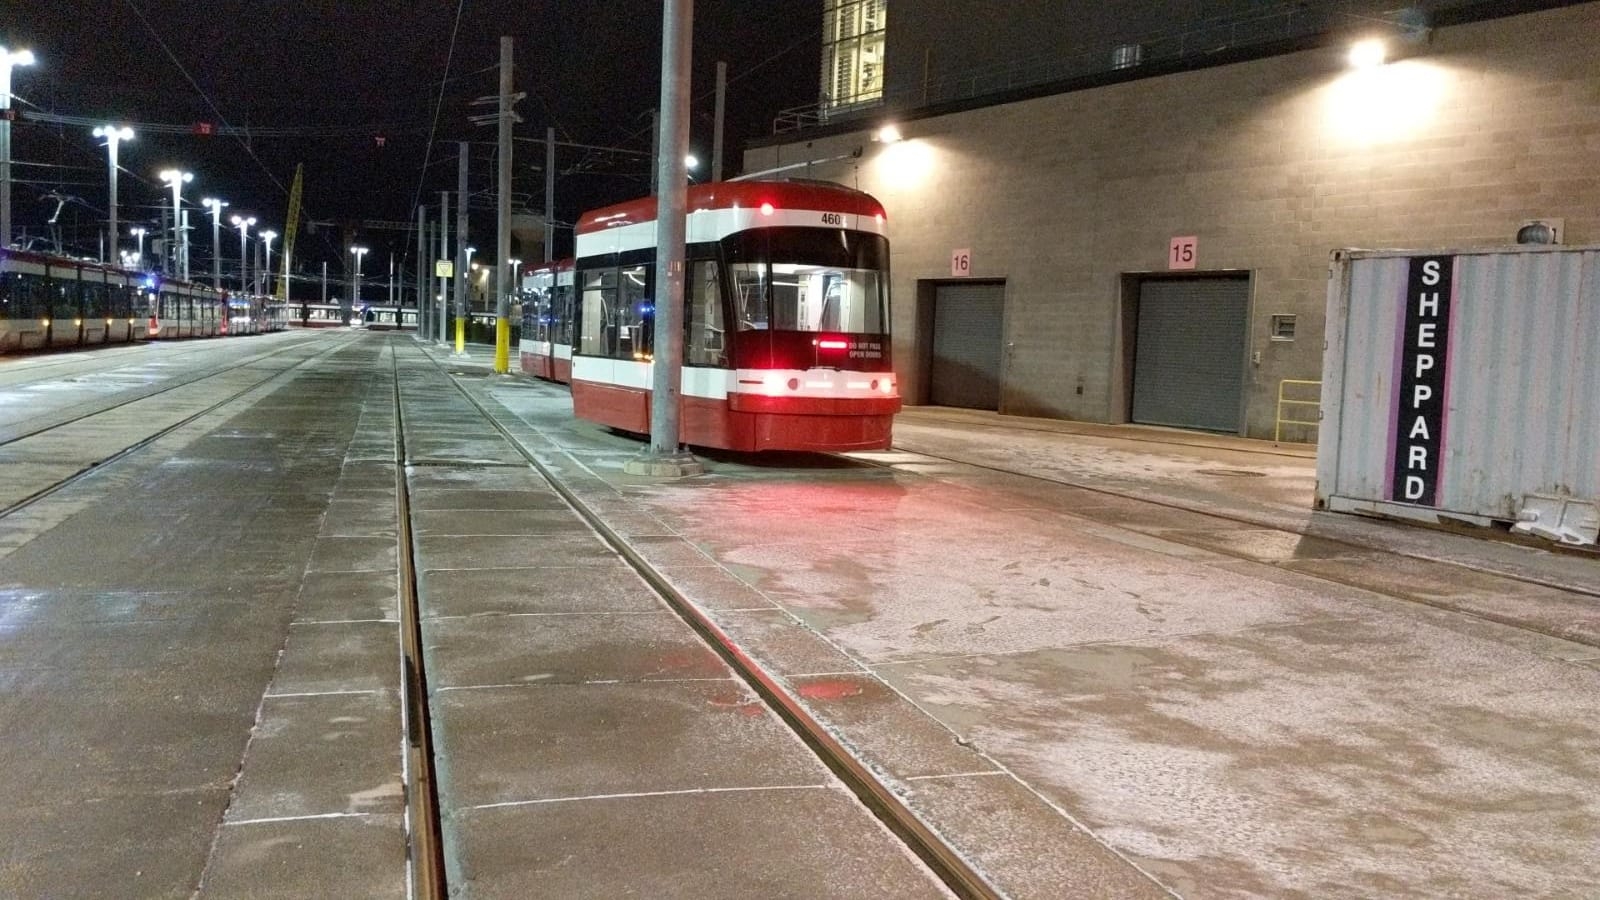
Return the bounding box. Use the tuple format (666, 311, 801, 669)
(754, 1, 1598, 440)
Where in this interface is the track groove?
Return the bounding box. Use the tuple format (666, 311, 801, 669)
(412, 339, 1005, 900)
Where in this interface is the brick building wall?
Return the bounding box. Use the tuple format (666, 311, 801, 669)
(746, 4, 1600, 438)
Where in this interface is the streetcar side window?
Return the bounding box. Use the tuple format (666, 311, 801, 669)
(83, 279, 108, 318)
(0, 271, 33, 319)
(555, 282, 574, 346)
(619, 264, 652, 360)
(687, 260, 728, 367)
(52, 276, 79, 320)
(579, 267, 619, 357)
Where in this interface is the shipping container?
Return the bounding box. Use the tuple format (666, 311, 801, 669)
(1317, 245, 1599, 547)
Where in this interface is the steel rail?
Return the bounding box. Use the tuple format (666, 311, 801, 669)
(0, 334, 319, 448)
(389, 345, 449, 900)
(413, 340, 1003, 900)
(0, 335, 360, 521)
(873, 445, 1600, 638)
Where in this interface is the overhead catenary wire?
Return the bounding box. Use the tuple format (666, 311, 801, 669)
(119, 0, 339, 257)
(407, 0, 468, 240)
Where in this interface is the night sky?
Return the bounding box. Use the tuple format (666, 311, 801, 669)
(2, 0, 820, 282)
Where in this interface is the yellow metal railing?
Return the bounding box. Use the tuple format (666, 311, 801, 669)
(1275, 379, 1322, 444)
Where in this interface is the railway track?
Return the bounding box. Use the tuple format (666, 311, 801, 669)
(0, 333, 321, 446)
(390, 336, 1003, 900)
(0, 334, 360, 521)
(869, 440, 1600, 638)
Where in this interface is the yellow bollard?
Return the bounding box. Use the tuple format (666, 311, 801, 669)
(493, 316, 510, 373)
(455, 316, 465, 355)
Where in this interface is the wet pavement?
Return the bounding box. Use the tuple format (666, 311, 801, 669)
(463, 347, 1600, 899)
(2, 331, 1597, 899)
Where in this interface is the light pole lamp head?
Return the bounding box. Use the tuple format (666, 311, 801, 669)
(261, 229, 278, 244)
(159, 169, 193, 185)
(203, 197, 228, 213)
(93, 125, 134, 144)
(231, 214, 255, 229)
(130, 226, 146, 237)
(1, 47, 37, 68)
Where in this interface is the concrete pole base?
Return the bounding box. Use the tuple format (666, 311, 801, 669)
(623, 451, 706, 478)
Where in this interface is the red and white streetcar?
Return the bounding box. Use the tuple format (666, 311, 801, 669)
(569, 179, 899, 452)
(518, 258, 575, 383)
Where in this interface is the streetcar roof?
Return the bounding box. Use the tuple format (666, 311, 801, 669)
(575, 180, 885, 235)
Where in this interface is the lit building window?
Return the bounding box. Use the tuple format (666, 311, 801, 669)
(821, 0, 886, 112)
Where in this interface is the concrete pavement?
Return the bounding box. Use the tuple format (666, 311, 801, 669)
(463, 345, 1600, 899)
(4, 330, 1595, 898)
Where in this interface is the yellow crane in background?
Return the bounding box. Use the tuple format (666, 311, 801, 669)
(278, 164, 303, 300)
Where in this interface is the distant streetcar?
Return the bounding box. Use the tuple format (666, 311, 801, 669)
(566, 179, 900, 452)
(519, 259, 575, 382)
(1, 247, 286, 353)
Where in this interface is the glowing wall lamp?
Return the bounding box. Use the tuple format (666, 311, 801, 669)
(1349, 38, 1387, 69)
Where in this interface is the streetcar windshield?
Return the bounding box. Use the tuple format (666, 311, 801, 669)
(723, 228, 887, 334)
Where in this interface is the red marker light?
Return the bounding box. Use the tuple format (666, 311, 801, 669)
(760, 202, 775, 216)
(817, 339, 848, 350)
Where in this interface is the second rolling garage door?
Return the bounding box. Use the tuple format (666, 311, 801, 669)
(930, 282, 1005, 410)
(1131, 276, 1249, 433)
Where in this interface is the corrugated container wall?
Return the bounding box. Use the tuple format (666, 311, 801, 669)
(1317, 245, 1600, 544)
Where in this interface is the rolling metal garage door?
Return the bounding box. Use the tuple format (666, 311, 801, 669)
(1131, 277, 1249, 433)
(931, 282, 1004, 410)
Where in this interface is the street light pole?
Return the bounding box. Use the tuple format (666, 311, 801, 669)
(159, 169, 193, 278)
(350, 245, 369, 319)
(261, 230, 278, 297)
(131, 227, 147, 268)
(92, 126, 134, 263)
(202, 198, 228, 289)
(0, 46, 36, 249)
(230, 214, 255, 293)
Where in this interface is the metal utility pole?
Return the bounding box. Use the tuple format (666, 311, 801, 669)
(160, 206, 171, 275)
(649, 109, 660, 196)
(94, 126, 133, 263)
(202, 198, 227, 289)
(351, 246, 368, 318)
(545, 126, 555, 263)
(0, 47, 36, 250)
(180, 209, 191, 281)
(712, 61, 726, 182)
(438, 190, 449, 344)
(626, 0, 701, 477)
(416, 205, 428, 338)
(320, 260, 328, 326)
(388, 252, 395, 307)
(455, 141, 469, 355)
(494, 36, 515, 373)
